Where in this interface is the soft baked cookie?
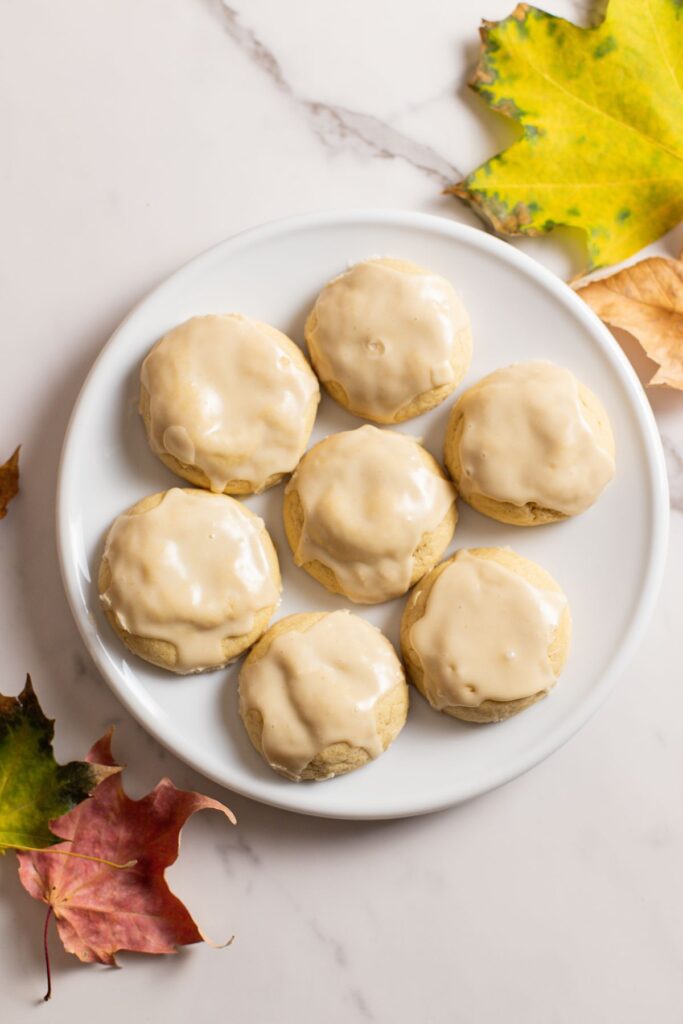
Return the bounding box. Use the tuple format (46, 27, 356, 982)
(99, 487, 281, 674)
(283, 425, 457, 604)
(140, 314, 320, 495)
(305, 258, 472, 423)
(400, 547, 571, 723)
(443, 360, 615, 525)
(239, 610, 409, 781)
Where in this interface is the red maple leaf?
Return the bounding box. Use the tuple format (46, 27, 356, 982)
(17, 730, 235, 995)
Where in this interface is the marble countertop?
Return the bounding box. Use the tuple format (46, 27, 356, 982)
(2, 1, 682, 1021)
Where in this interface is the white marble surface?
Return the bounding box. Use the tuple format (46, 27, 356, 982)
(1, 1, 682, 1020)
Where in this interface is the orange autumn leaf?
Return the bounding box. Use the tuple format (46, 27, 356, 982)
(17, 730, 236, 977)
(0, 446, 20, 520)
(576, 255, 683, 389)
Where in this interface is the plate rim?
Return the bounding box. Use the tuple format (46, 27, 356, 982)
(56, 208, 670, 819)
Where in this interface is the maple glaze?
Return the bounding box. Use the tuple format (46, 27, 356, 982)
(410, 550, 567, 709)
(456, 360, 615, 515)
(239, 611, 405, 780)
(307, 259, 471, 420)
(286, 425, 456, 603)
(141, 314, 319, 493)
(100, 488, 280, 672)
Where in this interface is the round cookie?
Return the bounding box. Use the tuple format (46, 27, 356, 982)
(400, 547, 571, 723)
(239, 610, 409, 781)
(283, 425, 457, 604)
(140, 314, 320, 495)
(98, 487, 281, 674)
(305, 258, 472, 424)
(443, 360, 615, 526)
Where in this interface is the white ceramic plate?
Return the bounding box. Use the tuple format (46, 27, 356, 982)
(57, 210, 669, 820)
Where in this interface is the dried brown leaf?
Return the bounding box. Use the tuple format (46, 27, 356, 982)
(576, 256, 683, 389)
(0, 446, 20, 519)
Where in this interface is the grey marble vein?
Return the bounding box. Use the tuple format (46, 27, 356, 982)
(660, 433, 683, 514)
(306, 916, 376, 1018)
(216, 2, 462, 185)
(216, 831, 262, 874)
(309, 916, 348, 967)
(348, 987, 374, 1021)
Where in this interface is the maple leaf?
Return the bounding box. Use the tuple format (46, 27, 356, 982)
(17, 730, 236, 985)
(0, 445, 20, 520)
(0, 676, 117, 853)
(450, 0, 683, 270)
(576, 252, 683, 387)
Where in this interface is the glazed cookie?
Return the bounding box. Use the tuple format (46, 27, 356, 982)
(140, 314, 320, 495)
(305, 258, 472, 423)
(239, 610, 409, 781)
(283, 425, 457, 604)
(400, 547, 571, 723)
(443, 360, 615, 525)
(99, 487, 281, 674)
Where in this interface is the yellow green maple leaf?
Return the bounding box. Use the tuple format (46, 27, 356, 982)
(0, 677, 117, 852)
(451, 0, 683, 270)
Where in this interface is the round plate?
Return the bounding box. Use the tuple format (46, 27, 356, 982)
(57, 210, 669, 819)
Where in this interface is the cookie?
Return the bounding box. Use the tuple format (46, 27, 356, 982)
(305, 258, 472, 423)
(140, 314, 320, 495)
(443, 360, 615, 525)
(99, 487, 281, 673)
(283, 425, 457, 604)
(400, 547, 571, 723)
(239, 610, 408, 781)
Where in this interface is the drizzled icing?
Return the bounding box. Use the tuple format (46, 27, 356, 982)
(239, 611, 405, 780)
(307, 260, 471, 420)
(141, 314, 320, 493)
(100, 488, 280, 672)
(456, 361, 615, 515)
(410, 550, 567, 708)
(286, 425, 456, 603)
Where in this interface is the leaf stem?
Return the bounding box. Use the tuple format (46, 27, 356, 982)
(43, 905, 53, 1002)
(14, 845, 136, 870)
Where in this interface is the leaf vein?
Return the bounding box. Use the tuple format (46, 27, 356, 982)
(646, 0, 683, 96)
(505, 30, 683, 164)
(479, 177, 683, 189)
